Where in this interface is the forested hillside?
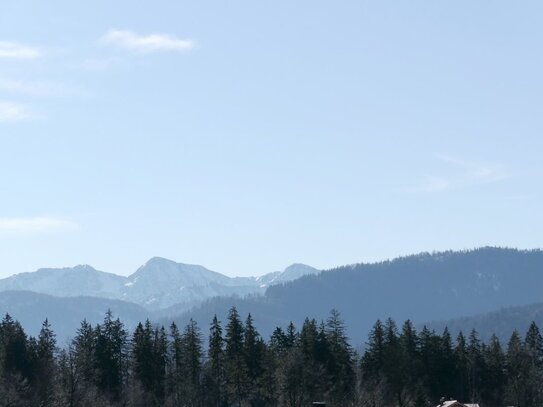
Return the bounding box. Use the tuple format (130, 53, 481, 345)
(0, 291, 149, 340)
(172, 248, 543, 344)
(1, 309, 543, 406)
(426, 301, 543, 344)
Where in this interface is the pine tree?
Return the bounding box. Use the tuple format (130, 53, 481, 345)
(383, 318, 415, 407)
(243, 314, 265, 405)
(437, 328, 456, 400)
(154, 325, 169, 403)
(524, 322, 543, 406)
(0, 314, 32, 404)
(166, 321, 183, 407)
(525, 321, 543, 367)
(269, 327, 287, 355)
(131, 321, 154, 398)
(94, 310, 128, 402)
(34, 319, 58, 406)
(285, 322, 298, 349)
(297, 318, 325, 401)
(454, 331, 469, 402)
(482, 334, 505, 406)
(399, 320, 423, 406)
(180, 319, 203, 407)
(224, 307, 246, 407)
(71, 318, 98, 403)
(466, 329, 485, 403)
(360, 319, 387, 407)
(205, 315, 225, 407)
(361, 319, 385, 379)
(325, 309, 355, 405)
(505, 330, 530, 407)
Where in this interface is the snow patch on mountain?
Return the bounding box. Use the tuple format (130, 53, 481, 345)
(0, 259, 320, 311)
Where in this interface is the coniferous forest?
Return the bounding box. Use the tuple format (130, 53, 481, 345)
(0, 308, 542, 407)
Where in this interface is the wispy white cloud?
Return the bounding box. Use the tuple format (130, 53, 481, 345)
(0, 41, 41, 59)
(413, 155, 508, 192)
(0, 78, 85, 98)
(100, 29, 195, 53)
(0, 101, 41, 122)
(0, 217, 80, 236)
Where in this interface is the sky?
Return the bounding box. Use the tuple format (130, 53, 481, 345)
(0, 1, 542, 278)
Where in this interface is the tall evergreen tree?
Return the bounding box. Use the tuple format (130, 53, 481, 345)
(482, 334, 505, 406)
(524, 322, 543, 405)
(94, 310, 128, 401)
(205, 315, 225, 407)
(0, 313, 33, 404)
(298, 318, 326, 402)
(325, 309, 355, 405)
(285, 322, 298, 349)
(224, 307, 247, 407)
(131, 321, 154, 398)
(34, 319, 58, 406)
(454, 331, 469, 402)
(466, 329, 485, 403)
(360, 319, 387, 406)
(505, 330, 530, 407)
(243, 314, 265, 406)
(361, 319, 385, 379)
(180, 319, 203, 407)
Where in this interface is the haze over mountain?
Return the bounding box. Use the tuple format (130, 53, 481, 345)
(1, 248, 543, 347)
(0, 291, 149, 341)
(169, 247, 543, 345)
(0, 265, 126, 299)
(0, 258, 320, 310)
(425, 301, 543, 344)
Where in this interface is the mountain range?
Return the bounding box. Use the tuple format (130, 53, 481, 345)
(1, 247, 543, 345)
(167, 247, 543, 344)
(0, 258, 320, 311)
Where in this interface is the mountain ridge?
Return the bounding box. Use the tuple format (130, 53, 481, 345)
(167, 247, 543, 345)
(2, 247, 543, 347)
(0, 258, 320, 311)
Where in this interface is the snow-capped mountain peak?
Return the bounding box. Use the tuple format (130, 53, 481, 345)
(257, 263, 320, 287)
(0, 258, 319, 311)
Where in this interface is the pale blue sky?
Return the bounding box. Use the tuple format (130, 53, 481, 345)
(0, 1, 542, 278)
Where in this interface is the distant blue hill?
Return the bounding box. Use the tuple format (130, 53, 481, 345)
(2, 247, 543, 347)
(0, 291, 149, 342)
(425, 301, 543, 344)
(171, 247, 543, 345)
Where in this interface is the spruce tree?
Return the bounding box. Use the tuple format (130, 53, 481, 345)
(224, 307, 247, 407)
(35, 319, 58, 406)
(205, 315, 224, 407)
(524, 321, 543, 405)
(269, 327, 287, 355)
(505, 330, 530, 407)
(180, 319, 203, 407)
(94, 310, 128, 402)
(243, 314, 265, 405)
(361, 319, 385, 379)
(466, 329, 484, 403)
(482, 334, 505, 406)
(325, 309, 355, 405)
(285, 322, 298, 349)
(131, 321, 154, 398)
(454, 331, 469, 402)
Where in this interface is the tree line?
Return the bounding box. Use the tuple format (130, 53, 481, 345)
(0, 308, 541, 407)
